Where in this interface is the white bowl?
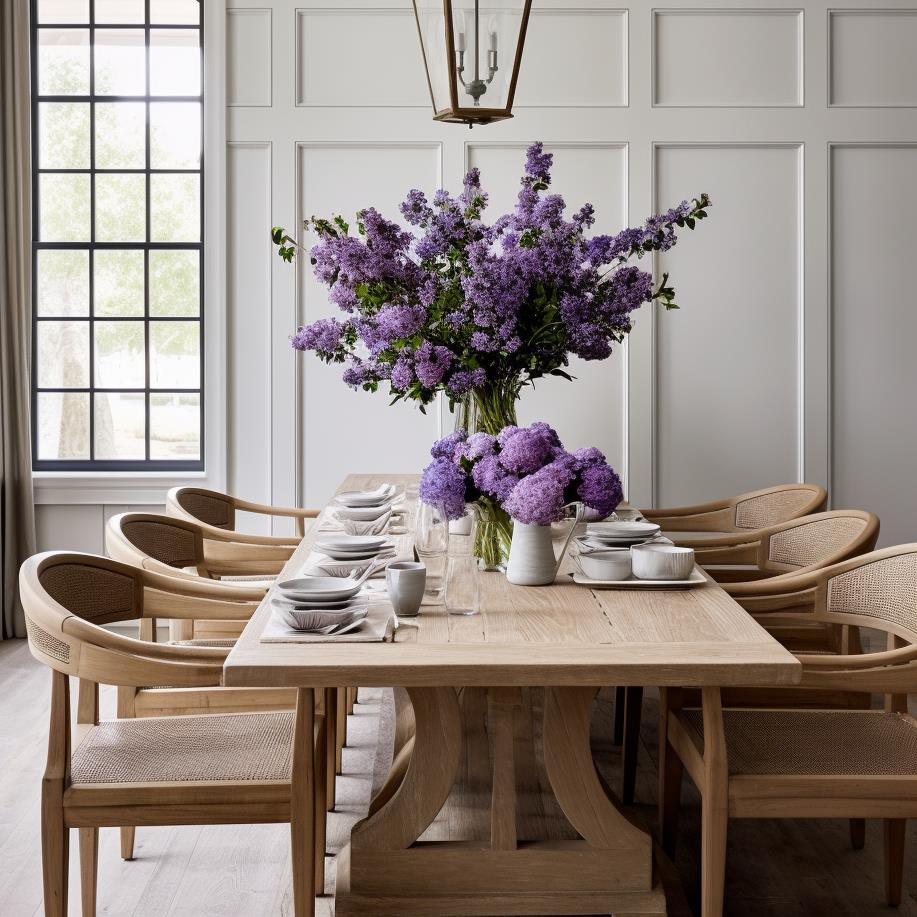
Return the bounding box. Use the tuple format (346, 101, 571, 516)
(316, 534, 389, 551)
(631, 544, 695, 581)
(276, 575, 362, 600)
(575, 548, 632, 581)
(334, 503, 393, 521)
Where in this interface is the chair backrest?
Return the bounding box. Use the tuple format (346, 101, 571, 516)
(762, 510, 878, 574)
(168, 487, 236, 530)
(732, 483, 828, 530)
(20, 552, 226, 687)
(107, 511, 207, 576)
(797, 545, 917, 696)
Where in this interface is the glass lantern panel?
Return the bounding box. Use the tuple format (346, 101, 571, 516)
(413, 0, 452, 114)
(449, 0, 523, 112)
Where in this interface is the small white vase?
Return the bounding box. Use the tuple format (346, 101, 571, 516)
(506, 522, 558, 586)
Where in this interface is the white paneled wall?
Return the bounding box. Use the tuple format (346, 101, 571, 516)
(37, 0, 917, 552)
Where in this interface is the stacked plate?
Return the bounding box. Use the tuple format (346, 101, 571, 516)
(335, 483, 398, 509)
(314, 534, 395, 562)
(273, 574, 368, 632)
(579, 521, 661, 550)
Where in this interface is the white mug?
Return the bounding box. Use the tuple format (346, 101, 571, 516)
(386, 561, 427, 617)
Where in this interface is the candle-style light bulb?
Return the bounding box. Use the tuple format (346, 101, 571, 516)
(456, 31, 466, 52)
(489, 30, 497, 51)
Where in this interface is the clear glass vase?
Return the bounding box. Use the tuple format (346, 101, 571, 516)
(453, 382, 520, 572)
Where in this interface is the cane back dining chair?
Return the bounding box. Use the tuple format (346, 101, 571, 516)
(618, 509, 880, 806)
(640, 483, 828, 542)
(104, 513, 347, 861)
(20, 551, 326, 917)
(659, 543, 917, 915)
(167, 486, 320, 546)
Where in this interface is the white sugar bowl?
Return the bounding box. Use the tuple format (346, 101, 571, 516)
(631, 543, 695, 581)
(575, 547, 632, 581)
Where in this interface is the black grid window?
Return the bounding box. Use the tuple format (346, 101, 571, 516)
(31, 0, 204, 471)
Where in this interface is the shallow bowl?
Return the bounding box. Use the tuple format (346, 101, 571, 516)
(631, 544, 695, 581)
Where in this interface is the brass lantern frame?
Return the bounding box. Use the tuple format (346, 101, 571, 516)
(412, 0, 533, 126)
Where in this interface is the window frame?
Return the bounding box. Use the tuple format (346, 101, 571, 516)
(30, 0, 207, 474)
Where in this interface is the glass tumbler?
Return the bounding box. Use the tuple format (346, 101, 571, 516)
(445, 551, 481, 616)
(414, 500, 449, 603)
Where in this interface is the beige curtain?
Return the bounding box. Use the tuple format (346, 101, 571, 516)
(0, 0, 36, 639)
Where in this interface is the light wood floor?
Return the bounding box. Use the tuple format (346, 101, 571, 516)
(2, 638, 916, 915)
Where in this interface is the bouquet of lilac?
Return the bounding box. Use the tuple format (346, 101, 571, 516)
(272, 143, 710, 433)
(419, 422, 622, 568)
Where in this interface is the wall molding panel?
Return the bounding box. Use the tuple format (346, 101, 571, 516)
(38, 0, 917, 551)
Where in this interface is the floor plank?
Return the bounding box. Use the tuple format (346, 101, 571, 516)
(2, 639, 917, 915)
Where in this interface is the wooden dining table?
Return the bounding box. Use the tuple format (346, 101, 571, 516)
(223, 474, 802, 917)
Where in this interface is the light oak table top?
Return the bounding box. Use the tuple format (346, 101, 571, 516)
(224, 474, 801, 690)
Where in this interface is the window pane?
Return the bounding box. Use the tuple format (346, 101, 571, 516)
(150, 29, 201, 95)
(95, 102, 146, 169)
(95, 29, 146, 96)
(149, 249, 198, 315)
(150, 392, 200, 459)
(94, 320, 146, 387)
(38, 29, 90, 95)
(38, 1, 89, 24)
(38, 393, 90, 460)
(150, 173, 198, 241)
(150, 102, 200, 168)
(95, 392, 146, 459)
(37, 321, 90, 387)
(37, 250, 89, 316)
(150, 0, 200, 25)
(96, 173, 146, 242)
(39, 103, 90, 169)
(150, 321, 199, 388)
(94, 250, 144, 316)
(39, 173, 91, 241)
(95, 0, 145, 24)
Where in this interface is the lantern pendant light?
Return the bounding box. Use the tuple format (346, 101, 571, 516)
(412, 0, 533, 127)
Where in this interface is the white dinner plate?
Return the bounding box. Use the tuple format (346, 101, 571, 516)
(315, 534, 392, 552)
(587, 521, 660, 538)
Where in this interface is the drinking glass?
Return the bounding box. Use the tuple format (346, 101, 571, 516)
(445, 551, 481, 616)
(414, 500, 448, 603)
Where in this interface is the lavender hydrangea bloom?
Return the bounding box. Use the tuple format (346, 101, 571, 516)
(457, 432, 497, 461)
(430, 430, 467, 460)
(276, 142, 710, 408)
(576, 463, 623, 517)
(498, 426, 557, 474)
(503, 463, 573, 526)
(471, 454, 520, 503)
(418, 457, 468, 520)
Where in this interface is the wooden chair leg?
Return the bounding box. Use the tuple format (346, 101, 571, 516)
(849, 818, 866, 850)
(40, 786, 69, 917)
(325, 690, 337, 813)
(313, 707, 328, 895)
(291, 688, 316, 917)
(701, 688, 728, 917)
(621, 686, 643, 805)
(79, 827, 98, 917)
(658, 690, 684, 858)
(119, 826, 136, 860)
(612, 686, 625, 745)
(336, 687, 347, 774)
(884, 818, 906, 906)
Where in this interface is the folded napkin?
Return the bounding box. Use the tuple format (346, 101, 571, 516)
(260, 601, 395, 643)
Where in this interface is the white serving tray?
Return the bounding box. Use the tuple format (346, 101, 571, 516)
(571, 566, 707, 589)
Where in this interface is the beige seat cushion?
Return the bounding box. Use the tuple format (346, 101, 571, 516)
(71, 712, 294, 784)
(681, 709, 917, 777)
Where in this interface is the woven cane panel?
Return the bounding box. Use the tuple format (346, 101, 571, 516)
(768, 517, 866, 567)
(123, 520, 198, 568)
(179, 492, 234, 529)
(25, 615, 70, 665)
(735, 489, 817, 529)
(827, 554, 917, 635)
(683, 709, 917, 776)
(71, 711, 294, 784)
(39, 564, 136, 623)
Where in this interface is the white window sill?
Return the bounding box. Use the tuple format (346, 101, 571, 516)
(32, 471, 219, 506)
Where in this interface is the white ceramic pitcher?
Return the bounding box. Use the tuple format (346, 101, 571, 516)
(506, 503, 586, 586)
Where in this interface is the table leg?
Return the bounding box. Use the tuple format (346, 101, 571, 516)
(700, 687, 728, 917)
